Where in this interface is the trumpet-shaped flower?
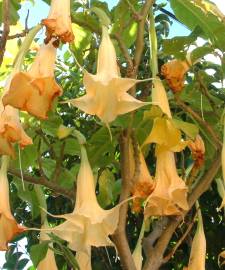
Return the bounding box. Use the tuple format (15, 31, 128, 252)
(0, 102, 32, 157)
(68, 26, 150, 125)
(3, 41, 62, 119)
(38, 224, 58, 270)
(143, 117, 188, 152)
(145, 148, 188, 216)
(76, 246, 92, 270)
(42, 0, 74, 44)
(0, 156, 26, 250)
(44, 143, 120, 253)
(161, 59, 190, 93)
(185, 206, 206, 270)
(145, 77, 188, 216)
(151, 78, 171, 118)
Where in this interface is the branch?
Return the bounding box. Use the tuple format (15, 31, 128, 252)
(8, 168, 74, 201)
(134, 0, 155, 70)
(163, 212, 197, 263)
(0, 0, 10, 66)
(174, 94, 222, 149)
(112, 33, 133, 69)
(143, 151, 221, 270)
(113, 131, 137, 270)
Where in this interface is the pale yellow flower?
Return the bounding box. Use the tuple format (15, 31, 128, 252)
(44, 142, 120, 253)
(38, 222, 58, 270)
(76, 246, 92, 270)
(145, 148, 188, 216)
(68, 26, 150, 125)
(184, 205, 206, 270)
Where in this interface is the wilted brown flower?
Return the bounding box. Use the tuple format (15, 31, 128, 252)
(161, 59, 190, 93)
(188, 135, 205, 169)
(42, 0, 74, 44)
(3, 41, 62, 119)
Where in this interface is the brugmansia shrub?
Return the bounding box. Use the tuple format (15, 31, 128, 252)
(0, 0, 224, 269)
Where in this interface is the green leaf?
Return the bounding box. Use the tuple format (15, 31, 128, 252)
(190, 46, 213, 63)
(97, 169, 115, 208)
(172, 118, 199, 139)
(111, 0, 139, 49)
(170, 0, 225, 51)
(41, 113, 63, 137)
(70, 24, 92, 64)
(13, 178, 40, 219)
(42, 158, 56, 179)
(30, 241, 49, 268)
(88, 127, 117, 168)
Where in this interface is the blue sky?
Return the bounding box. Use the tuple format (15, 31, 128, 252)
(18, 0, 190, 38)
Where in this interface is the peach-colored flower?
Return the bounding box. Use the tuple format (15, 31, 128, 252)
(145, 77, 188, 216)
(43, 140, 120, 253)
(184, 205, 206, 270)
(42, 0, 74, 44)
(0, 76, 32, 157)
(0, 156, 26, 250)
(145, 148, 188, 216)
(68, 26, 150, 125)
(2, 41, 62, 119)
(161, 59, 190, 93)
(76, 246, 92, 270)
(38, 224, 58, 270)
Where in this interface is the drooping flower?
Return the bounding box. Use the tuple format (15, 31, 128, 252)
(144, 77, 188, 216)
(42, 0, 74, 44)
(43, 138, 120, 253)
(145, 147, 189, 216)
(143, 117, 188, 152)
(76, 246, 92, 270)
(0, 104, 32, 157)
(151, 78, 171, 118)
(184, 205, 206, 270)
(38, 223, 58, 270)
(68, 26, 150, 125)
(132, 220, 145, 270)
(2, 41, 62, 119)
(0, 156, 26, 250)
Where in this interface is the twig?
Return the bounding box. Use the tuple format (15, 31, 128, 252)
(163, 211, 197, 263)
(113, 131, 136, 270)
(196, 72, 219, 118)
(51, 142, 65, 183)
(124, 0, 141, 20)
(0, 0, 10, 66)
(112, 33, 133, 69)
(134, 0, 155, 69)
(174, 94, 222, 149)
(8, 168, 74, 201)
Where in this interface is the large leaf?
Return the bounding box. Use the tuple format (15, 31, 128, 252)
(30, 241, 49, 268)
(170, 0, 225, 51)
